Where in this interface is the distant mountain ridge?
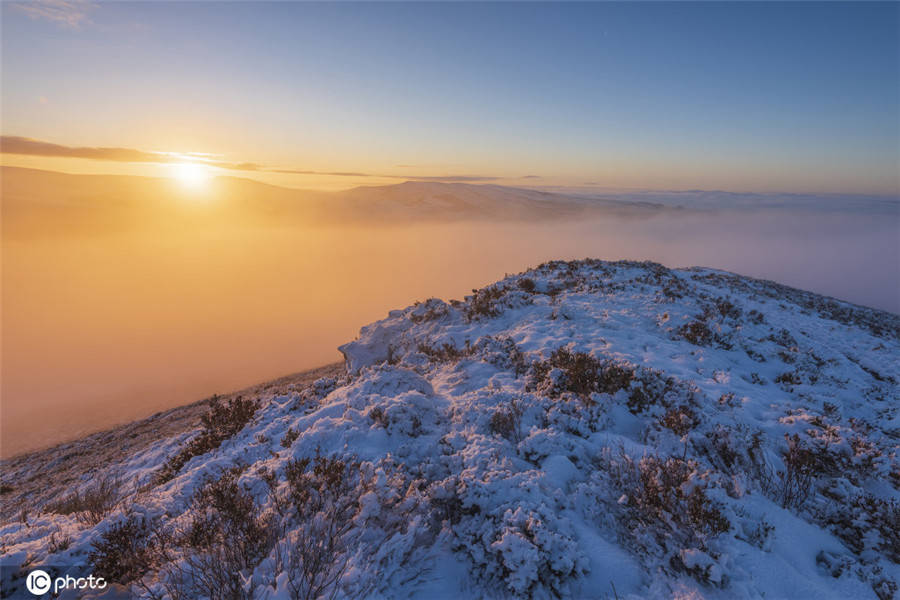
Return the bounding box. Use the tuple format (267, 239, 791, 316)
(1, 166, 665, 238)
(335, 180, 663, 220)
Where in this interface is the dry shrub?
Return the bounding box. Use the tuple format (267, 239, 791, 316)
(158, 466, 275, 600)
(47, 528, 72, 554)
(517, 278, 537, 293)
(89, 515, 156, 584)
(490, 399, 524, 444)
(606, 451, 729, 543)
(417, 342, 470, 363)
(763, 434, 815, 510)
(660, 404, 699, 437)
(530, 347, 634, 400)
(155, 395, 260, 485)
(678, 319, 714, 347)
(46, 473, 120, 525)
(269, 453, 363, 600)
(281, 427, 300, 448)
(189, 473, 272, 598)
(826, 494, 900, 563)
(465, 285, 507, 320)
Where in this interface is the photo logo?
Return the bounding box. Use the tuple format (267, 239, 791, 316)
(25, 569, 51, 595)
(23, 569, 107, 596)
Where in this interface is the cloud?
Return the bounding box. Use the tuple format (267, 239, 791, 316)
(274, 169, 500, 182)
(2, 136, 169, 163)
(12, 0, 97, 29)
(403, 175, 501, 182)
(273, 168, 373, 178)
(520, 175, 541, 180)
(0, 136, 261, 171)
(230, 162, 264, 171)
(0, 135, 509, 183)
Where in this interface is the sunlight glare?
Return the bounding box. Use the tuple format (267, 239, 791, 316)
(172, 162, 211, 189)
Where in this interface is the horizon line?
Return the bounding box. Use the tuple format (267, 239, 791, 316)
(3, 163, 899, 200)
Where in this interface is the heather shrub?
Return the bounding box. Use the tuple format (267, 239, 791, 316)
(485, 506, 585, 596)
(268, 454, 367, 600)
(768, 328, 798, 348)
(659, 404, 699, 437)
(368, 406, 388, 428)
(282, 455, 357, 518)
(625, 368, 686, 415)
(47, 529, 72, 554)
(762, 434, 815, 510)
(675, 297, 744, 349)
(281, 427, 300, 448)
(517, 278, 536, 293)
(198, 395, 260, 445)
(774, 371, 802, 387)
(529, 348, 697, 420)
(603, 450, 729, 544)
(46, 473, 120, 525)
(747, 309, 766, 325)
(490, 399, 524, 444)
(529, 347, 634, 400)
(678, 319, 714, 346)
(426, 478, 470, 527)
(408, 298, 450, 323)
(470, 336, 528, 377)
(417, 341, 470, 363)
(701, 424, 762, 476)
(464, 284, 533, 321)
(155, 395, 260, 484)
(465, 285, 507, 320)
(89, 515, 155, 584)
(446, 493, 586, 598)
(824, 493, 900, 563)
(189, 469, 272, 564)
(162, 467, 275, 600)
(418, 336, 527, 376)
(712, 297, 742, 320)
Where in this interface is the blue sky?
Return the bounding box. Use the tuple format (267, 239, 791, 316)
(2, 1, 898, 193)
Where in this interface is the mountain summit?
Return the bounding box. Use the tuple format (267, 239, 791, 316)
(2, 260, 898, 599)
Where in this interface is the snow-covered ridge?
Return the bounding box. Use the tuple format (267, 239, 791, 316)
(2, 260, 898, 599)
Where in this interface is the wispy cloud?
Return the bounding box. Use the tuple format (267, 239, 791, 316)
(12, 0, 97, 29)
(1, 136, 264, 171)
(273, 168, 500, 182)
(2, 136, 172, 163)
(406, 175, 500, 182)
(272, 168, 374, 178)
(0, 136, 507, 183)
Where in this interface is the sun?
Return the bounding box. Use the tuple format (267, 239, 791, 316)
(171, 162, 211, 189)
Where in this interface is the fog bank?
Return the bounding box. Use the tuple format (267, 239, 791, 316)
(2, 173, 897, 457)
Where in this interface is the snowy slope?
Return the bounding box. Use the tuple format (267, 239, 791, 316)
(1, 260, 898, 600)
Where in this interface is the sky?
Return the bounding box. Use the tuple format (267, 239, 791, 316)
(1, 1, 899, 193)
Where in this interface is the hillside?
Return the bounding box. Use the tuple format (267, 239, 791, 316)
(1, 260, 898, 599)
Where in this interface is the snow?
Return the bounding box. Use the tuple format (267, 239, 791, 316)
(2, 259, 898, 599)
